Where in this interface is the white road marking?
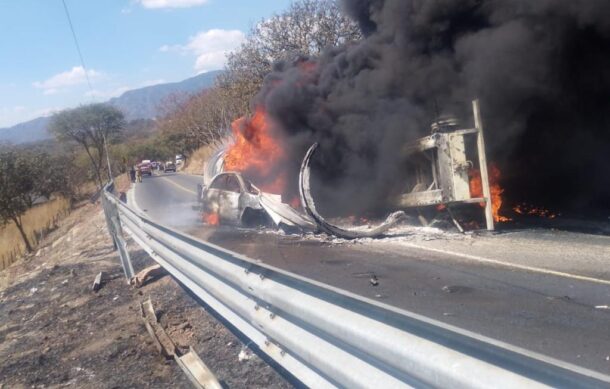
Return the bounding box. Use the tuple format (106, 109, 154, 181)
(140, 174, 610, 286)
(399, 242, 610, 286)
(127, 185, 146, 215)
(160, 176, 197, 195)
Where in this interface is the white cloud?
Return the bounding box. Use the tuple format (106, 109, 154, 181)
(83, 79, 165, 99)
(84, 86, 130, 99)
(0, 106, 59, 127)
(162, 29, 245, 73)
(140, 79, 166, 87)
(35, 107, 60, 117)
(137, 0, 209, 9)
(33, 66, 101, 94)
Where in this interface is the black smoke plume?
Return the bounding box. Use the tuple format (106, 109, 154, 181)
(250, 0, 610, 216)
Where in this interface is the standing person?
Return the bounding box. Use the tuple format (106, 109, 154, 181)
(129, 165, 136, 183)
(135, 165, 142, 183)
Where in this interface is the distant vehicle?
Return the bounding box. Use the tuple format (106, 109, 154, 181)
(199, 172, 265, 226)
(176, 154, 185, 165)
(139, 160, 152, 176)
(164, 161, 176, 173)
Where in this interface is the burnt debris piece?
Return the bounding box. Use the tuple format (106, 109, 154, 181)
(299, 143, 406, 239)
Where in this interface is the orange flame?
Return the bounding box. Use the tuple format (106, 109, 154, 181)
(513, 203, 558, 219)
(469, 164, 511, 222)
(224, 107, 288, 195)
(203, 212, 219, 226)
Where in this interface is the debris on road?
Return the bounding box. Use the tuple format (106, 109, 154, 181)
(369, 275, 379, 286)
(442, 285, 473, 294)
(595, 305, 609, 310)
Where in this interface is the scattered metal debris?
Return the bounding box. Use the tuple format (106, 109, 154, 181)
(139, 299, 222, 389)
(238, 347, 254, 362)
(370, 275, 379, 286)
(442, 285, 473, 294)
(299, 143, 407, 239)
(259, 192, 315, 231)
(92, 271, 106, 292)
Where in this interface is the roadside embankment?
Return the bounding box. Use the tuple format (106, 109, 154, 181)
(0, 185, 291, 388)
(182, 145, 215, 175)
(0, 197, 70, 271)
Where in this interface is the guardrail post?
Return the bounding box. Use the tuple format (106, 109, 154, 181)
(102, 182, 135, 282)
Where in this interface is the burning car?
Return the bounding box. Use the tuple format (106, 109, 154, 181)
(198, 172, 267, 226)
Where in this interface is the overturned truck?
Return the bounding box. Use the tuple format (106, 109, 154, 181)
(197, 99, 494, 238)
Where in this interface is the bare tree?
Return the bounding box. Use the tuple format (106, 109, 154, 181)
(219, 0, 362, 116)
(50, 104, 125, 189)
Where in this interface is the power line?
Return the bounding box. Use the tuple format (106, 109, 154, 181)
(62, 0, 113, 179)
(61, 0, 94, 95)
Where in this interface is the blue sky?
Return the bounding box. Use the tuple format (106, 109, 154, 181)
(0, 0, 292, 127)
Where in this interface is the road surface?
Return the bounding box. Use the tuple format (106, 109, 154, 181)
(130, 172, 610, 375)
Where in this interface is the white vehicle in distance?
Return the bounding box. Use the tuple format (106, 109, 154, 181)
(164, 161, 176, 173)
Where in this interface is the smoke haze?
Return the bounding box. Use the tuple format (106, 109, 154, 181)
(247, 0, 610, 216)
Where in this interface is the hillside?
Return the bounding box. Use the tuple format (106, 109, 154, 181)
(0, 70, 222, 144)
(0, 116, 51, 144)
(107, 70, 221, 120)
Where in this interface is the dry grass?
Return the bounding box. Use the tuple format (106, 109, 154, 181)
(183, 145, 216, 175)
(114, 173, 131, 194)
(0, 197, 71, 270)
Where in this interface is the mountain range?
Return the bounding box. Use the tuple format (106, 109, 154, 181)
(0, 70, 221, 144)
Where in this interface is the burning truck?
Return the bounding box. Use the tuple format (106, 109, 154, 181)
(197, 0, 610, 236)
(197, 99, 502, 238)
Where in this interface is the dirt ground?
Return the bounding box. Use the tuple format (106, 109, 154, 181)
(0, 201, 292, 388)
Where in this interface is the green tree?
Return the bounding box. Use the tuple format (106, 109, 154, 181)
(0, 149, 45, 252)
(49, 103, 125, 189)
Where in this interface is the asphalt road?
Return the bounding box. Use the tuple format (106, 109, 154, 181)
(131, 172, 610, 375)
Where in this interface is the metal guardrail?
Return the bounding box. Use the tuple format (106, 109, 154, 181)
(101, 182, 610, 388)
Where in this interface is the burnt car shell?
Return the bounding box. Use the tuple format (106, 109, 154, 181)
(200, 172, 265, 225)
